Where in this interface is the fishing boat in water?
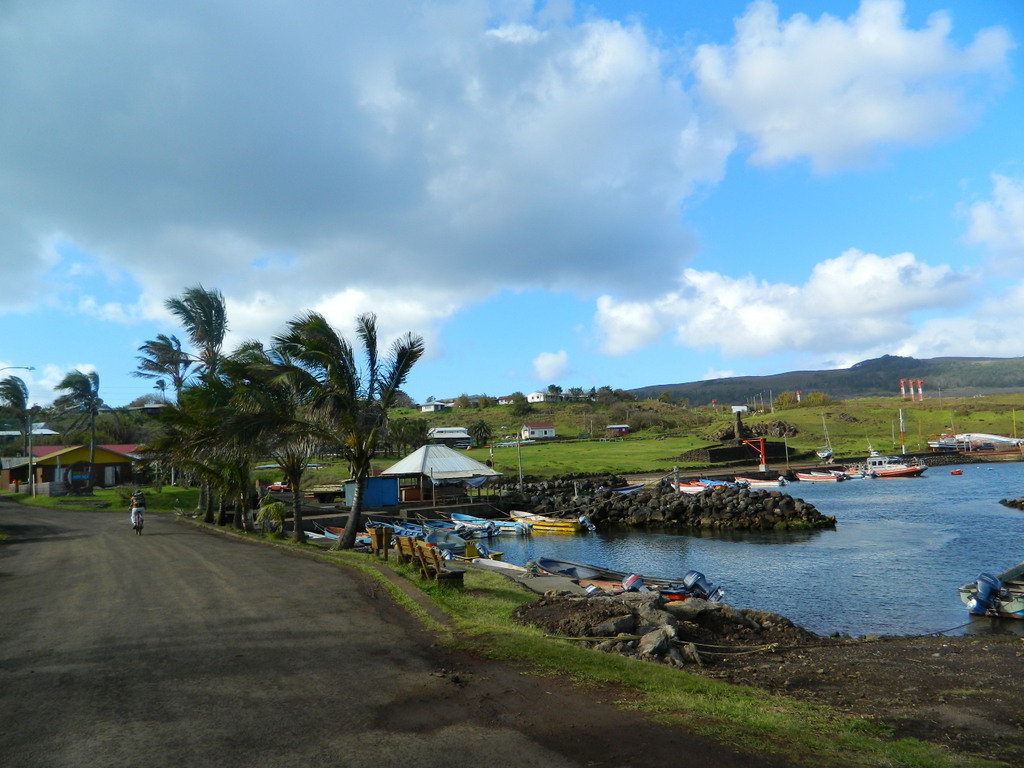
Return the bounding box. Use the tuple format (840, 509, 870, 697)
(845, 450, 927, 478)
(959, 560, 1024, 619)
(536, 557, 724, 602)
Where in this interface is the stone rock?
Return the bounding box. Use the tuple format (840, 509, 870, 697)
(637, 626, 673, 658)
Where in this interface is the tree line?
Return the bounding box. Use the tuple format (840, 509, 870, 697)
(0, 284, 424, 549)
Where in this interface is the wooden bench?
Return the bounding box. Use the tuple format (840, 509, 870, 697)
(394, 535, 418, 565)
(413, 540, 465, 588)
(368, 526, 390, 560)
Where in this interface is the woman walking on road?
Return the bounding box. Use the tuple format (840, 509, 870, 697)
(129, 491, 145, 535)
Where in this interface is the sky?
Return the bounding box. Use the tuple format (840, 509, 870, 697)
(2, 0, 1023, 408)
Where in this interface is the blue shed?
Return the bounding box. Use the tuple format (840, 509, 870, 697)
(343, 477, 399, 507)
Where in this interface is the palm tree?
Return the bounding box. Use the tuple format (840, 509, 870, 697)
(274, 312, 424, 549)
(221, 341, 326, 542)
(161, 285, 229, 513)
(0, 376, 30, 455)
(468, 419, 492, 449)
(165, 285, 229, 380)
(133, 333, 195, 399)
(53, 370, 103, 472)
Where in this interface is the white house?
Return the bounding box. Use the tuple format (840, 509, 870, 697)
(420, 401, 451, 413)
(527, 391, 563, 403)
(521, 422, 556, 440)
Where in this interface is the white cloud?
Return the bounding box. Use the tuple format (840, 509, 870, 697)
(0, 1, 706, 338)
(701, 368, 736, 381)
(532, 350, 570, 381)
(0, 0, 1013, 381)
(595, 249, 973, 358)
(965, 175, 1024, 264)
(692, 0, 1013, 172)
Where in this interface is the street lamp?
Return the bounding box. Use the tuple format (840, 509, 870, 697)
(0, 365, 34, 373)
(27, 405, 39, 497)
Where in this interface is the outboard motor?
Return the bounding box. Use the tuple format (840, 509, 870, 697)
(622, 574, 649, 593)
(682, 570, 714, 598)
(579, 514, 597, 532)
(968, 573, 1003, 615)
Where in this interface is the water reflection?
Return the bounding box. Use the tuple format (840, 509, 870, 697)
(494, 462, 1024, 637)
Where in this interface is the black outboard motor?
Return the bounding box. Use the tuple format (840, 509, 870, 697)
(680, 570, 726, 602)
(968, 573, 1003, 616)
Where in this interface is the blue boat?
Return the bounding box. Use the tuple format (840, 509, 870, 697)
(450, 512, 527, 536)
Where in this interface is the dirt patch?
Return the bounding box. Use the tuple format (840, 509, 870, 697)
(514, 596, 1024, 766)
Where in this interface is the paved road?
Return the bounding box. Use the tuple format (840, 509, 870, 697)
(0, 501, 789, 768)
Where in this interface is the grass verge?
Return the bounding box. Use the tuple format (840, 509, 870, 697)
(372, 564, 999, 768)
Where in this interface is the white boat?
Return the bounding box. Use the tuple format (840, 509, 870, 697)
(794, 471, 844, 483)
(846, 450, 927, 478)
(671, 481, 710, 494)
(734, 476, 787, 488)
(816, 414, 834, 461)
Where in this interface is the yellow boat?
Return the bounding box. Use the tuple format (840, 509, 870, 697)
(509, 509, 594, 533)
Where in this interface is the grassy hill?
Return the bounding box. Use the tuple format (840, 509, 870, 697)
(376, 390, 1024, 479)
(628, 355, 1024, 406)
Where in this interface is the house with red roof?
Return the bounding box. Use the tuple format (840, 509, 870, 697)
(2, 444, 140, 493)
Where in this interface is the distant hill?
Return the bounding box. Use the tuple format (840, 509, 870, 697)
(628, 355, 1024, 405)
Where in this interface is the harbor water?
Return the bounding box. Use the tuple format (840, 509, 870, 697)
(491, 462, 1024, 637)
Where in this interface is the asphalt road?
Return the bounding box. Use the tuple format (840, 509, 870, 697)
(0, 501, 789, 768)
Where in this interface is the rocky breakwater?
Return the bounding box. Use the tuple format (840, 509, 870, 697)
(529, 483, 836, 531)
(512, 592, 826, 667)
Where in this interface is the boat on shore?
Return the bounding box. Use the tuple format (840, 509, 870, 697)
(671, 481, 710, 494)
(959, 560, 1024, 619)
(734, 476, 787, 488)
(536, 557, 724, 602)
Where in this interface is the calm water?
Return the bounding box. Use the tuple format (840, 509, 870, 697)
(493, 462, 1024, 637)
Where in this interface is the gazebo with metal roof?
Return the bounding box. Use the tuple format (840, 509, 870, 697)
(380, 444, 501, 502)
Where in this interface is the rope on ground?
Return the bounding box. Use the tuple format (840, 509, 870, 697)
(549, 634, 782, 656)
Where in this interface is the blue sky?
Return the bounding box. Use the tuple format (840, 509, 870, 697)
(2, 0, 1022, 407)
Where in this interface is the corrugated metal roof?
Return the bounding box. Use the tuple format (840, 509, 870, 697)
(380, 444, 501, 480)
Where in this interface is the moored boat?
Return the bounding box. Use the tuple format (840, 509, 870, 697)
(959, 560, 1024, 619)
(450, 511, 528, 535)
(510, 509, 595, 533)
(846, 450, 927, 478)
(794, 471, 844, 483)
(536, 557, 724, 602)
